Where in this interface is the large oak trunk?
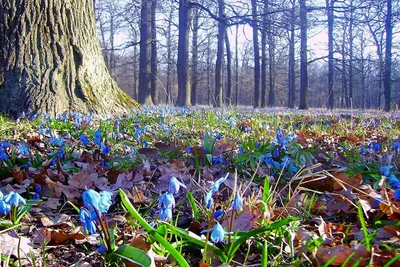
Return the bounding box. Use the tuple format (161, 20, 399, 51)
(0, 0, 138, 116)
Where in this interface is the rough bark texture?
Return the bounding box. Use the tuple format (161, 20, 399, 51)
(235, 24, 239, 107)
(251, 0, 261, 108)
(151, 0, 158, 105)
(191, 8, 199, 106)
(384, 0, 392, 111)
(288, 0, 296, 108)
(348, 0, 354, 107)
(214, 0, 225, 107)
(261, 3, 267, 108)
(327, 0, 334, 109)
(0, 0, 138, 116)
(139, 0, 153, 105)
(299, 0, 308, 109)
(225, 30, 232, 106)
(177, 0, 191, 107)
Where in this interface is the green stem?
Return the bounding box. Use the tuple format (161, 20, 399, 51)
(119, 189, 190, 267)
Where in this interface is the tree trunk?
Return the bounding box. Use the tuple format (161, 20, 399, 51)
(166, 0, 174, 104)
(214, 0, 225, 107)
(384, 0, 392, 111)
(151, 0, 158, 105)
(139, 0, 153, 105)
(299, 0, 308, 109)
(261, 3, 267, 108)
(176, 0, 191, 107)
(191, 8, 200, 106)
(348, 0, 354, 108)
(225, 29, 232, 106)
(0, 0, 138, 116)
(288, 0, 296, 108)
(267, 17, 275, 107)
(235, 24, 239, 106)
(327, 0, 334, 109)
(251, 0, 261, 108)
(341, 22, 348, 108)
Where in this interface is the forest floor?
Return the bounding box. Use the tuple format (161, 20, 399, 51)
(0, 107, 400, 267)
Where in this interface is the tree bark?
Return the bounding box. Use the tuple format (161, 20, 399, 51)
(251, 0, 261, 108)
(191, 7, 200, 106)
(166, 0, 174, 105)
(177, 0, 191, 106)
(288, 0, 296, 108)
(235, 24, 239, 106)
(348, 0, 354, 108)
(139, 0, 153, 105)
(0, 0, 138, 116)
(327, 0, 334, 109)
(261, 2, 267, 108)
(267, 12, 275, 107)
(225, 29, 232, 106)
(214, 0, 225, 107)
(299, 0, 308, 109)
(151, 0, 158, 105)
(384, 0, 392, 111)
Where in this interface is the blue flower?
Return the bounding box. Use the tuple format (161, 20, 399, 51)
(272, 149, 280, 158)
(393, 141, 400, 151)
(255, 141, 260, 148)
(4, 191, 26, 207)
(97, 245, 107, 253)
(0, 200, 11, 215)
(342, 145, 347, 152)
(373, 197, 383, 205)
(388, 174, 400, 189)
(238, 147, 244, 154)
(33, 185, 41, 200)
(82, 189, 112, 216)
(185, 145, 191, 154)
(360, 146, 366, 154)
(101, 144, 110, 155)
(50, 136, 65, 147)
(213, 209, 224, 218)
(212, 155, 223, 165)
(210, 174, 228, 194)
(394, 189, 400, 201)
(205, 191, 214, 209)
(210, 223, 227, 243)
(94, 129, 102, 146)
(169, 177, 186, 195)
(232, 193, 243, 211)
(374, 143, 381, 151)
(79, 208, 97, 234)
(18, 143, 30, 156)
(289, 165, 299, 176)
(380, 166, 393, 177)
(158, 193, 175, 209)
(159, 206, 172, 221)
(80, 134, 90, 146)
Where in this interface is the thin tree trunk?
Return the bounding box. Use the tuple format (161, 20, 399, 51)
(251, 0, 261, 108)
(267, 16, 275, 107)
(348, 0, 354, 108)
(327, 0, 334, 109)
(384, 0, 392, 111)
(225, 29, 232, 106)
(261, 2, 267, 108)
(151, 0, 158, 105)
(299, 0, 308, 109)
(0, 0, 138, 115)
(214, 0, 225, 107)
(166, 0, 173, 104)
(288, 0, 296, 108)
(235, 24, 239, 106)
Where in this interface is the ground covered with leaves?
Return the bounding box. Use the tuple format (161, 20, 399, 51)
(0, 107, 400, 267)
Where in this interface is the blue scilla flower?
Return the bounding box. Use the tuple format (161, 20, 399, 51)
(79, 208, 97, 234)
(33, 185, 41, 200)
(394, 189, 400, 201)
(4, 191, 26, 207)
(289, 165, 299, 176)
(18, 143, 30, 156)
(374, 143, 381, 151)
(159, 206, 172, 221)
(94, 129, 102, 146)
(213, 209, 224, 218)
(82, 189, 112, 216)
(388, 174, 400, 189)
(0, 149, 7, 160)
(210, 174, 228, 194)
(212, 155, 223, 165)
(98, 245, 107, 253)
(101, 144, 110, 155)
(158, 192, 175, 209)
(50, 136, 65, 147)
(380, 166, 393, 177)
(201, 223, 229, 243)
(342, 145, 347, 152)
(393, 141, 400, 151)
(238, 147, 244, 154)
(368, 143, 374, 153)
(80, 134, 90, 146)
(169, 177, 186, 195)
(272, 149, 280, 158)
(373, 197, 383, 206)
(232, 193, 243, 211)
(0, 200, 11, 215)
(185, 145, 191, 154)
(360, 146, 366, 154)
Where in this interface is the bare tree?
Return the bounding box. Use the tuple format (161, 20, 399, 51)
(139, 0, 153, 105)
(384, 0, 392, 111)
(251, 0, 261, 108)
(214, 0, 225, 107)
(299, 0, 308, 109)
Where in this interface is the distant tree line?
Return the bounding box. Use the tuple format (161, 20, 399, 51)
(95, 0, 399, 110)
